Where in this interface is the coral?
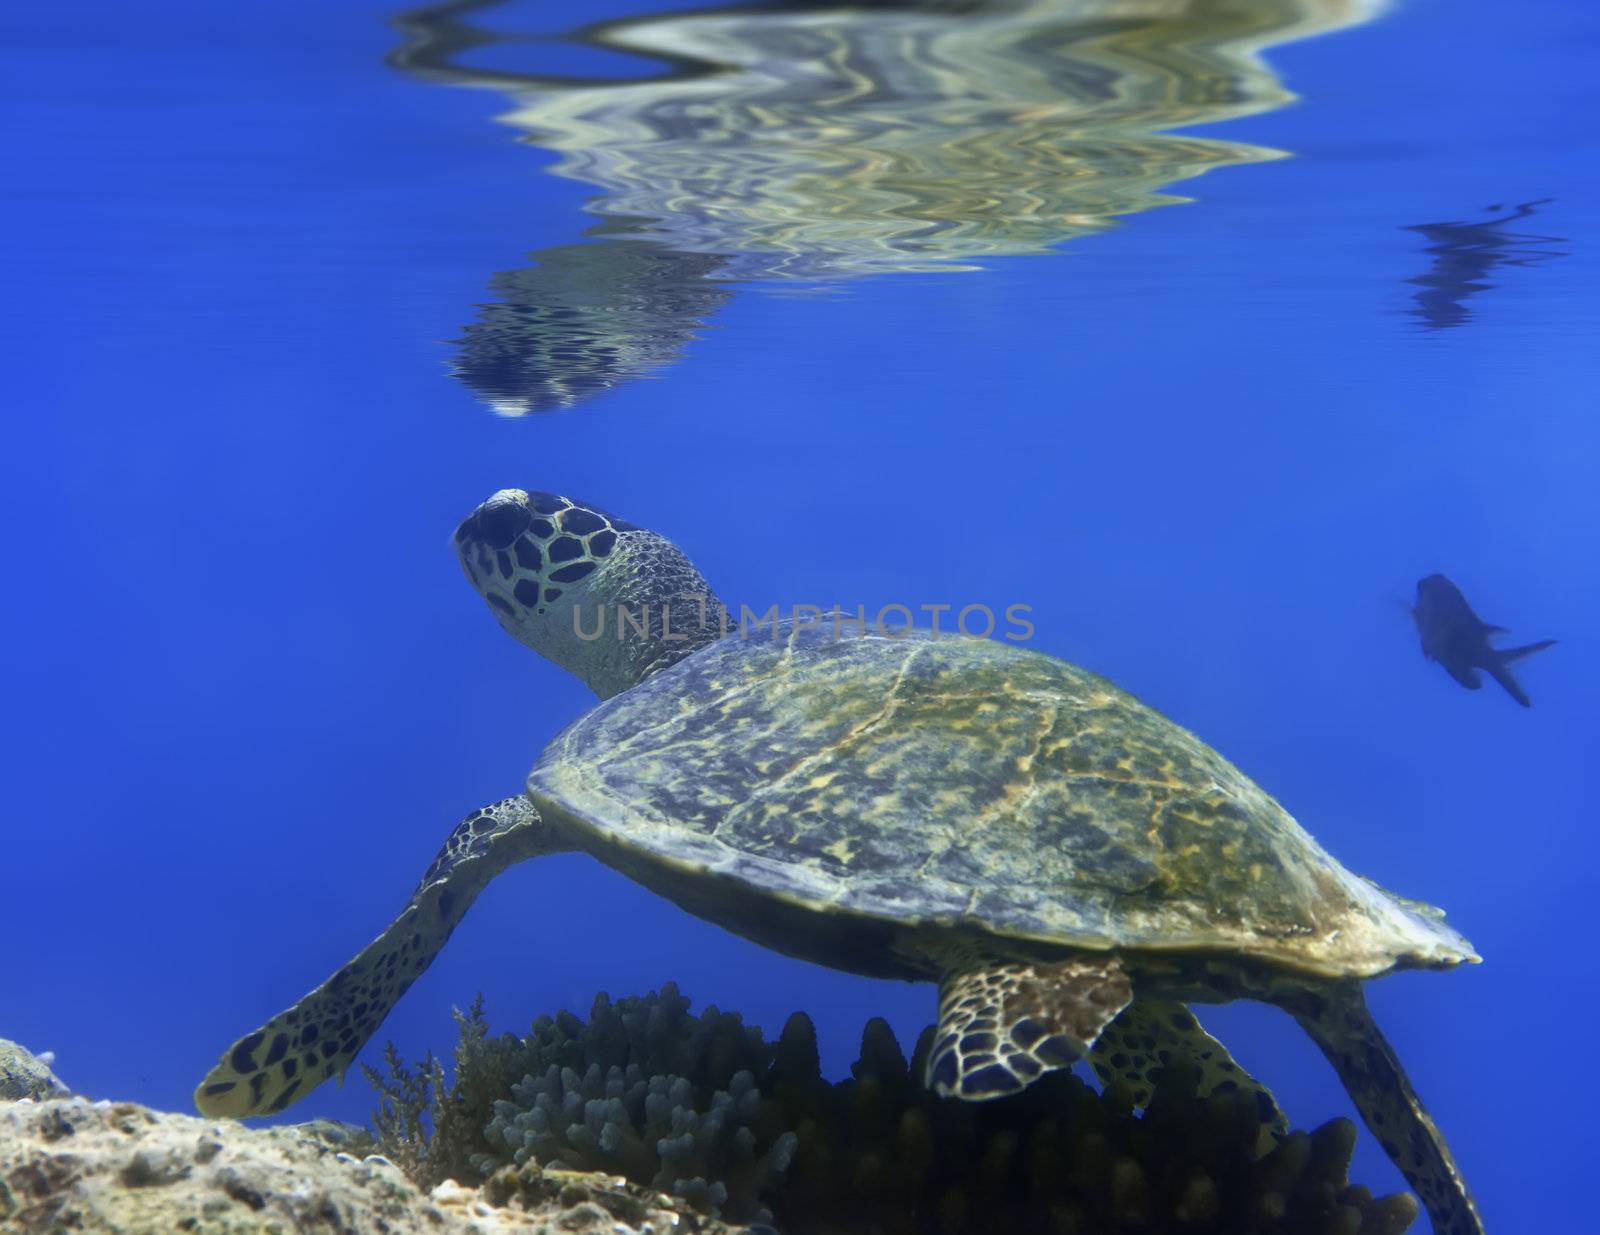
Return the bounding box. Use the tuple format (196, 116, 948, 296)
(370, 985, 794, 1221)
(0, 1095, 739, 1235)
(364, 994, 531, 1191)
(486, 1062, 795, 1222)
(368, 987, 1419, 1235)
(762, 1013, 1418, 1235)
(0, 1039, 69, 1102)
(477, 1158, 758, 1235)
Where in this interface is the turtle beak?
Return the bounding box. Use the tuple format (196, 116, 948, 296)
(455, 491, 531, 613)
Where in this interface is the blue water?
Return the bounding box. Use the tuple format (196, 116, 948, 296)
(3, 0, 1596, 1230)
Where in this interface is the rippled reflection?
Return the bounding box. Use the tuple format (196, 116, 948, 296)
(392, 0, 1384, 412)
(1403, 199, 1568, 330)
(452, 222, 733, 415)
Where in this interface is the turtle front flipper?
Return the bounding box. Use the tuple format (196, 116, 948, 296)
(195, 796, 562, 1119)
(1089, 999, 1287, 1156)
(1283, 980, 1484, 1235)
(926, 954, 1132, 1100)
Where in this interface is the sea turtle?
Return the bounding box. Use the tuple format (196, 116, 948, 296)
(197, 489, 1484, 1235)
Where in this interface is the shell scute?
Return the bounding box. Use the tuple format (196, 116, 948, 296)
(529, 623, 1474, 978)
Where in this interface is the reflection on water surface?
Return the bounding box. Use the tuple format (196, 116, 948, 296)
(392, 0, 1384, 411)
(1403, 199, 1569, 330)
(451, 221, 733, 414)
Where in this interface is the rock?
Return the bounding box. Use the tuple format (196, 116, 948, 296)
(0, 1040, 69, 1102)
(0, 1096, 750, 1234)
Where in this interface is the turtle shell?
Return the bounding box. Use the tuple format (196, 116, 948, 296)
(527, 622, 1474, 979)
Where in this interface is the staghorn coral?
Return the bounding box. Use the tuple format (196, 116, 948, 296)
(368, 986, 1418, 1235)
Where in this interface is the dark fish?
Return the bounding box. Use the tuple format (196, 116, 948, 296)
(1412, 574, 1555, 707)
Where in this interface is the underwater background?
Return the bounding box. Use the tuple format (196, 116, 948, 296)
(2, 0, 1596, 1230)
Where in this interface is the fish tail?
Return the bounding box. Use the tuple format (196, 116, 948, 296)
(1499, 639, 1556, 663)
(1487, 640, 1555, 707)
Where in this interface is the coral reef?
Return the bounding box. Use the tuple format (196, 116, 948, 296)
(0, 1094, 747, 1235)
(760, 1012, 1417, 1235)
(369, 985, 1419, 1235)
(0, 1039, 69, 1102)
(368, 986, 795, 1222)
(487, 1063, 795, 1221)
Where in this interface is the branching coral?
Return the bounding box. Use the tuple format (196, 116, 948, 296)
(486, 1063, 795, 1221)
(365, 995, 532, 1191)
(367, 985, 794, 1221)
(367, 986, 1419, 1235)
(761, 1012, 1417, 1235)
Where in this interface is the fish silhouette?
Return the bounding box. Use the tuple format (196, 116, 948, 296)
(1403, 199, 1567, 330)
(1412, 574, 1555, 707)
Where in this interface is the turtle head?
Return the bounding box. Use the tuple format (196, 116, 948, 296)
(455, 488, 725, 698)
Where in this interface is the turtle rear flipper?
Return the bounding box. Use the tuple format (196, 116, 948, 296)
(926, 954, 1132, 1100)
(195, 797, 559, 1119)
(1090, 998, 1287, 1157)
(1283, 980, 1483, 1235)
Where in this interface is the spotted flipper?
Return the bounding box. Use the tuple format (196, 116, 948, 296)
(194, 796, 562, 1119)
(927, 954, 1132, 1100)
(1089, 999, 1287, 1156)
(1280, 979, 1483, 1235)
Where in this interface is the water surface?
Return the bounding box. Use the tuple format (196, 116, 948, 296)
(3, 0, 1596, 1230)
